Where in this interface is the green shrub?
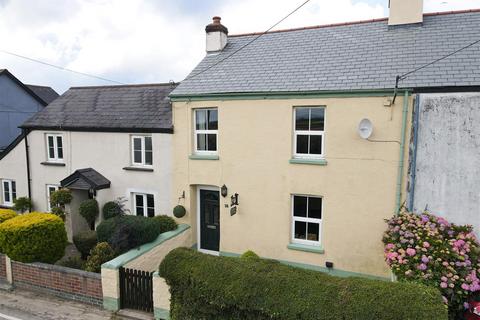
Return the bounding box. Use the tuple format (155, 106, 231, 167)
(0, 212, 67, 263)
(84, 242, 116, 273)
(58, 256, 85, 270)
(152, 215, 178, 233)
(51, 207, 65, 221)
(240, 250, 259, 260)
(160, 248, 448, 320)
(50, 189, 72, 207)
(102, 201, 121, 220)
(0, 209, 17, 223)
(79, 199, 99, 230)
(96, 215, 162, 253)
(73, 230, 98, 259)
(13, 197, 33, 213)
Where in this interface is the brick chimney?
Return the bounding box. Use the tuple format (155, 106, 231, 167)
(388, 0, 423, 26)
(205, 16, 228, 53)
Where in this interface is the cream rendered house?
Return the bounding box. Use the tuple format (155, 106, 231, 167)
(0, 83, 175, 239)
(170, 1, 480, 278)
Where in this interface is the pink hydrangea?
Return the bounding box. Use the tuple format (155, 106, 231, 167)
(406, 248, 416, 256)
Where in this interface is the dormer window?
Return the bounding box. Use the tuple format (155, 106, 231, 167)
(131, 135, 153, 166)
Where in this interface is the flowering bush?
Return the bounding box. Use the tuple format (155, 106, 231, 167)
(383, 211, 480, 318)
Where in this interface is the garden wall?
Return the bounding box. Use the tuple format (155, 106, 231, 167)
(0, 254, 6, 280)
(10, 260, 102, 306)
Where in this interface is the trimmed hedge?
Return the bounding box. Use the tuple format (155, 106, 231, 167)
(0, 208, 17, 223)
(0, 212, 67, 263)
(96, 215, 162, 253)
(79, 199, 99, 229)
(102, 201, 121, 220)
(73, 230, 98, 259)
(159, 248, 448, 320)
(152, 215, 178, 233)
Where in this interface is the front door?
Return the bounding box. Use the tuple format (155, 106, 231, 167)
(199, 189, 220, 252)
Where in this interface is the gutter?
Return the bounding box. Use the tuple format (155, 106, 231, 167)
(395, 91, 410, 214)
(23, 128, 32, 205)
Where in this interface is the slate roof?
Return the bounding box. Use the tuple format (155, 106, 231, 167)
(172, 10, 480, 96)
(22, 83, 176, 133)
(61, 168, 110, 191)
(26, 85, 59, 104)
(0, 69, 58, 105)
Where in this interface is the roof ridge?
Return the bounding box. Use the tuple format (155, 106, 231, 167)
(70, 82, 177, 90)
(229, 8, 480, 37)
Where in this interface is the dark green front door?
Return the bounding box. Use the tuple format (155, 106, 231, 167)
(200, 189, 220, 252)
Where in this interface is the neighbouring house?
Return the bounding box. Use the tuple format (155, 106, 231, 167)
(0, 83, 176, 240)
(0, 69, 58, 152)
(408, 93, 480, 235)
(169, 0, 480, 278)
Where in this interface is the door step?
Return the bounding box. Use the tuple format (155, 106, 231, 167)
(114, 309, 154, 320)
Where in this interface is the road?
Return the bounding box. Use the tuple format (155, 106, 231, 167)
(0, 288, 113, 320)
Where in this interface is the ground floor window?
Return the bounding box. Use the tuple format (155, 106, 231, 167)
(292, 195, 322, 246)
(46, 185, 59, 212)
(2, 179, 16, 207)
(133, 193, 155, 217)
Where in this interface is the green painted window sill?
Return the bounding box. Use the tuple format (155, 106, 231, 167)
(287, 243, 325, 254)
(289, 158, 327, 166)
(189, 154, 219, 160)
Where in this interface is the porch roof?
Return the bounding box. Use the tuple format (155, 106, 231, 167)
(61, 168, 110, 191)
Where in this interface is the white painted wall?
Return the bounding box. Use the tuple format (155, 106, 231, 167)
(412, 93, 480, 234)
(1, 130, 172, 219)
(0, 139, 28, 206)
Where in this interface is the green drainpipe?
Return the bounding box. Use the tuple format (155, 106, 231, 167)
(395, 90, 410, 214)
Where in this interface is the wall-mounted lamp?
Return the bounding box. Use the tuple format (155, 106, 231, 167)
(221, 184, 228, 197)
(231, 193, 239, 206)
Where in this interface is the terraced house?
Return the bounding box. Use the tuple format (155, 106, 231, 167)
(0, 83, 176, 240)
(170, 0, 480, 278)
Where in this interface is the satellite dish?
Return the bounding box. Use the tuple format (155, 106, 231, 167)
(358, 118, 373, 139)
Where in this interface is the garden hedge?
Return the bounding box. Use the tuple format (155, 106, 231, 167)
(159, 248, 448, 320)
(97, 215, 176, 253)
(102, 201, 121, 220)
(153, 215, 178, 233)
(0, 208, 17, 223)
(0, 212, 67, 263)
(73, 230, 98, 259)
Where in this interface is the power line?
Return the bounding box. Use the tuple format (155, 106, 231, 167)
(392, 36, 480, 103)
(0, 49, 127, 85)
(398, 37, 480, 81)
(185, 0, 311, 81)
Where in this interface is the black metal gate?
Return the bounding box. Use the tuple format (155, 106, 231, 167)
(119, 267, 154, 312)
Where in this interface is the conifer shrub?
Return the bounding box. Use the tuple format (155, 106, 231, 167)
(0, 212, 67, 263)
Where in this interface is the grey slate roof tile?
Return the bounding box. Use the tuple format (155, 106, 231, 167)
(25, 85, 59, 104)
(172, 11, 480, 96)
(22, 83, 176, 132)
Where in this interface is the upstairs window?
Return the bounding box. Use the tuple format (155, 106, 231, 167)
(131, 136, 153, 166)
(292, 195, 322, 246)
(294, 107, 325, 158)
(194, 108, 218, 154)
(46, 134, 64, 161)
(2, 179, 16, 207)
(133, 193, 155, 217)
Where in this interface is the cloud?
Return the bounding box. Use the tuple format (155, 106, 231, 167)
(0, 0, 478, 93)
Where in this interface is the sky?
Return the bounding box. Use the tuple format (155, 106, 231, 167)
(1, 0, 479, 94)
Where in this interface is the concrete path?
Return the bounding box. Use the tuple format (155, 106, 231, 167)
(0, 288, 114, 320)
